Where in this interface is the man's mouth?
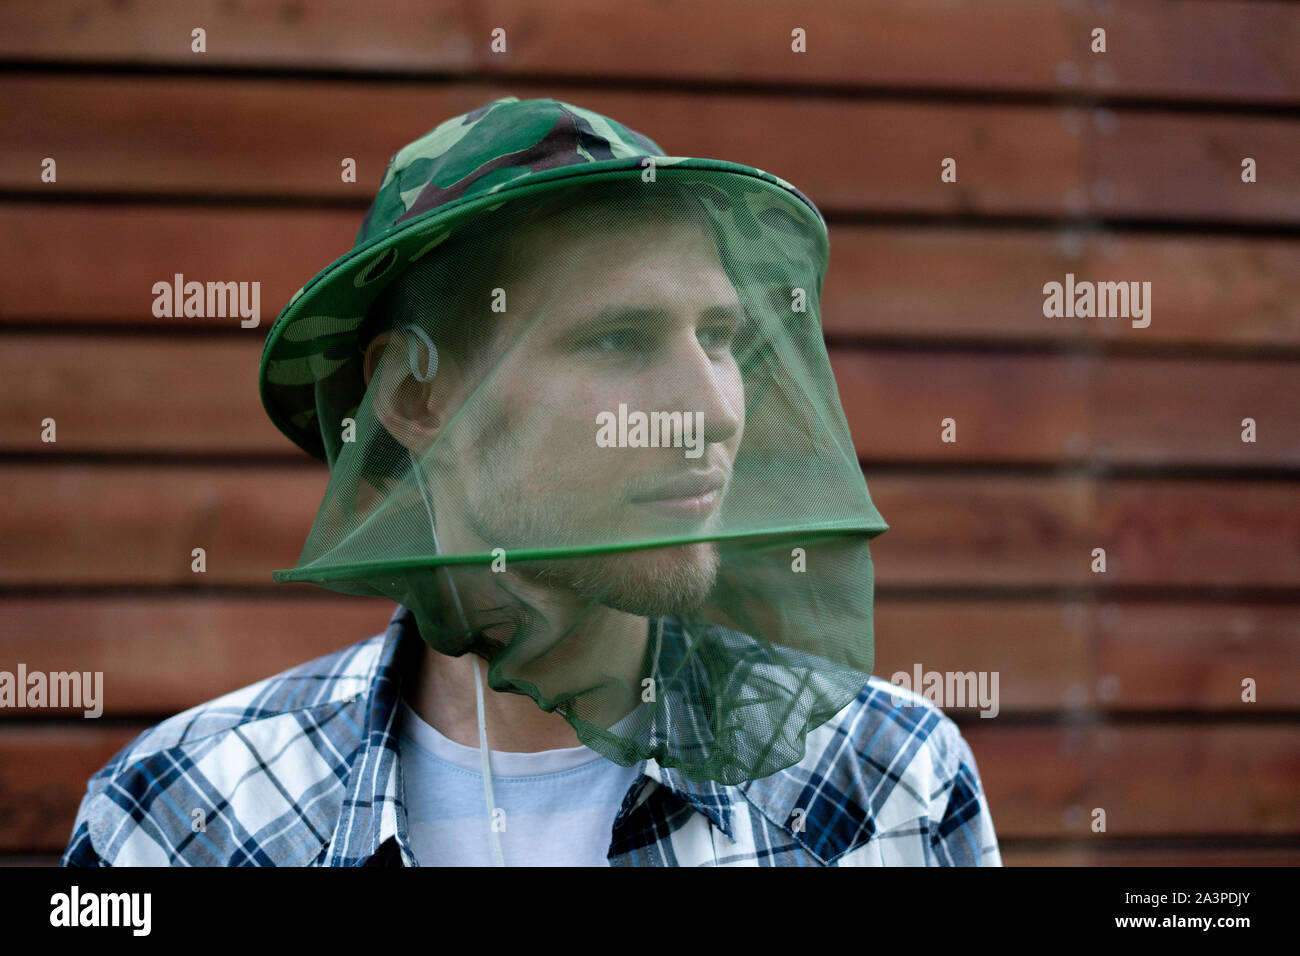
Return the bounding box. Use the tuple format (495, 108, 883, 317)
(629, 471, 726, 518)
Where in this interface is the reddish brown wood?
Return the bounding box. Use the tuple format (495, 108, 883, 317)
(0, 1, 1294, 103)
(4, 80, 1297, 221)
(1002, 845, 1300, 867)
(0, 596, 396, 716)
(963, 723, 1300, 839)
(823, 228, 1300, 348)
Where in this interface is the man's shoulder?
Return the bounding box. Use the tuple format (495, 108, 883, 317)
(805, 674, 982, 819)
(62, 630, 391, 867)
(736, 675, 999, 865)
(845, 674, 981, 784)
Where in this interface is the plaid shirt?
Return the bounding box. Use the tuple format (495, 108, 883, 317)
(62, 603, 1001, 867)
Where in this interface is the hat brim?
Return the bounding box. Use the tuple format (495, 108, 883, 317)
(258, 156, 828, 461)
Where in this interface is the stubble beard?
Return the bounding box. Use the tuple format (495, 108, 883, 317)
(535, 540, 721, 618)
(462, 473, 723, 619)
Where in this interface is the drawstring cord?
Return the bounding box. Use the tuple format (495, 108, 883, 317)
(409, 445, 506, 867)
(471, 654, 505, 866)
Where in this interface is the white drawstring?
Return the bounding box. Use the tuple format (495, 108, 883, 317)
(409, 445, 506, 867)
(471, 654, 506, 867)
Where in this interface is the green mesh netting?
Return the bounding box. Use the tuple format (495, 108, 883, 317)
(272, 171, 889, 785)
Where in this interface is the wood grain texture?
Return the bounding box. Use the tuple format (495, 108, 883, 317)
(4, 79, 1298, 222)
(1, 1, 1295, 103)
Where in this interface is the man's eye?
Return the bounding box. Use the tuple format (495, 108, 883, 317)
(581, 329, 646, 353)
(697, 324, 738, 352)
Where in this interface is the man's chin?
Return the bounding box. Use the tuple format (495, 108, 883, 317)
(544, 541, 720, 618)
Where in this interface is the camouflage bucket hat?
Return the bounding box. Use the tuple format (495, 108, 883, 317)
(258, 95, 830, 461)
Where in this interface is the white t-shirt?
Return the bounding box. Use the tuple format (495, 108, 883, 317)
(396, 699, 646, 866)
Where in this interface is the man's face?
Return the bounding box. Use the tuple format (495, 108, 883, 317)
(431, 207, 746, 618)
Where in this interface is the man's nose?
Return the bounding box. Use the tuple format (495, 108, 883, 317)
(665, 332, 742, 446)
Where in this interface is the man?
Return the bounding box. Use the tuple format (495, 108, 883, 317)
(63, 97, 1001, 866)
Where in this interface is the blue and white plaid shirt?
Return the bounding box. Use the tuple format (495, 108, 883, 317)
(62, 604, 1002, 866)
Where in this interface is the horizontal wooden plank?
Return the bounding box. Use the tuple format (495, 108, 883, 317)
(832, 352, 1300, 467)
(5, 205, 1299, 348)
(0, 204, 349, 329)
(824, 228, 1300, 348)
(4, 335, 1298, 465)
(1, 0, 1295, 103)
(963, 724, 1300, 839)
(1, 336, 286, 453)
(1, 467, 1297, 588)
(0, 465, 328, 586)
(872, 475, 1300, 588)
(0, 856, 61, 866)
(4, 80, 1298, 222)
(878, 599, 1300, 713)
(0, 725, 141, 853)
(0, 596, 396, 716)
(2, 597, 1295, 717)
(1001, 844, 1300, 866)
(3, 723, 1295, 851)
(1094, 603, 1300, 710)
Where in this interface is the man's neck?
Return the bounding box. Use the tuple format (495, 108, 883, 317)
(401, 601, 651, 753)
(397, 505, 653, 752)
(404, 643, 583, 752)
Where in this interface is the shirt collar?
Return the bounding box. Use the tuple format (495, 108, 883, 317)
(324, 603, 420, 866)
(637, 615, 736, 837)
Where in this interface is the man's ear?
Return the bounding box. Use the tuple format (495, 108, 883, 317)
(363, 329, 462, 455)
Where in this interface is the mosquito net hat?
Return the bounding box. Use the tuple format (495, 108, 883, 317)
(260, 97, 889, 786)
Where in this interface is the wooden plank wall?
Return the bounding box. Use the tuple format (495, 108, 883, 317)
(1, 0, 1298, 866)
